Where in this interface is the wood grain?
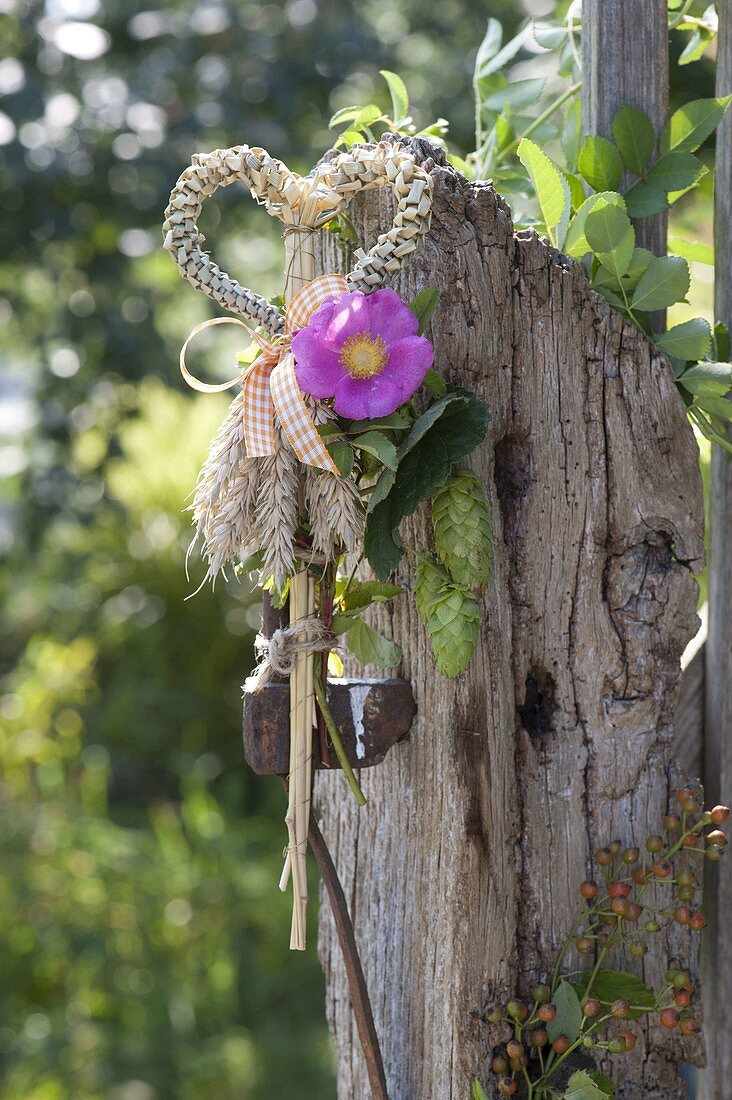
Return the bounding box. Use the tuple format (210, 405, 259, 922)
(313, 139, 705, 1100)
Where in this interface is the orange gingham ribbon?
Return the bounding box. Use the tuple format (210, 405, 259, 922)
(180, 274, 349, 474)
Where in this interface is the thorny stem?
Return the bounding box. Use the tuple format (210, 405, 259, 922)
(313, 658, 367, 806)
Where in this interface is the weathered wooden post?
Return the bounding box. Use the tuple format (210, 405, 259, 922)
(700, 2, 732, 1095)
(314, 128, 705, 1095)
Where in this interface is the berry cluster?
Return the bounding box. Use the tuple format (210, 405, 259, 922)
(478, 795, 728, 1099)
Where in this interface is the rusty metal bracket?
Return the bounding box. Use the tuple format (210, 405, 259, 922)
(243, 678, 416, 775)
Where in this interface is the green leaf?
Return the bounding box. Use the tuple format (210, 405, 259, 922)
(576, 968, 655, 1019)
(365, 391, 490, 580)
(414, 558, 480, 677)
(235, 548, 265, 574)
(715, 322, 731, 361)
(474, 17, 503, 79)
(564, 1069, 612, 1100)
(695, 394, 732, 422)
(517, 138, 571, 248)
(366, 468, 396, 515)
(327, 439, 355, 477)
(562, 98, 583, 172)
(546, 980, 583, 1044)
(655, 318, 711, 361)
(668, 237, 714, 265)
(679, 27, 714, 66)
(565, 172, 586, 213)
(678, 361, 732, 398)
(424, 369, 447, 398)
(646, 151, 705, 191)
(661, 95, 732, 153)
(592, 247, 654, 293)
(352, 431, 398, 470)
(630, 255, 690, 311)
(347, 617, 402, 668)
(475, 19, 528, 82)
(408, 287, 440, 334)
(585, 204, 635, 278)
(329, 104, 366, 128)
(432, 470, 493, 588)
(586, 1071, 615, 1098)
(612, 103, 655, 175)
(336, 129, 367, 149)
(472, 1081, 490, 1100)
(483, 78, 545, 110)
(351, 104, 385, 132)
(379, 70, 409, 122)
(338, 579, 403, 611)
(624, 181, 669, 218)
(564, 192, 626, 259)
(346, 413, 411, 434)
(578, 135, 623, 192)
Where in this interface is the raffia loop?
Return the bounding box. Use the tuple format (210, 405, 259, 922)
(244, 617, 336, 694)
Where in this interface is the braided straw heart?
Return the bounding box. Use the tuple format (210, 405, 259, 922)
(164, 141, 433, 950)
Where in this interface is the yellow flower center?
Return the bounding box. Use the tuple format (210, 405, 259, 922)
(339, 331, 388, 380)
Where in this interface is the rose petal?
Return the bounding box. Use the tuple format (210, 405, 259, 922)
(291, 329, 344, 398)
(382, 335, 434, 400)
(365, 287, 419, 344)
(333, 374, 404, 419)
(322, 291, 370, 348)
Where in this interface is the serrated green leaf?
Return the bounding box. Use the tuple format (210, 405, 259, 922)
(432, 470, 493, 588)
(517, 138, 571, 248)
(585, 204, 635, 278)
(586, 1070, 615, 1098)
(661, 95, 732, 153)
(347, 413, 411, 434)
(612, 103, 655, 175)
(668, 237, 714, 264)
(408, 287, 440, 334)
(631, 255, 690, 311)
(396, 393, 466, 459)
(336, 129, 367, 149)
(475, 19, 528, 82)
(592, 247, 654, 293)
(655, 317, 711, 361)
(564, 192, 626, 258)
(327, 439, 355, 477)
(565, 171, 586, 213)
(695, 394, 732, 422)
(546, 980, 583, 1044)
(578, 135, 623, 192)
(624, 180, 669, 218)
(379, 70, 408, 122)
(646, 151, 705, 191)
(564, 1069, 611, 1100)
(678, 361, 732, 397)
(575, 968, 655, 1019)
(353, 431, 398, 470)
(679, 26, 714, 66)
(366, 468, 396, 515)
(347, 617, 402, 668)
(363, 500, 403, 578)
(472, 1081, 490, 1100)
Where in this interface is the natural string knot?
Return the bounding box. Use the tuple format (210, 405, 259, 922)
(243, 617, 336, 693)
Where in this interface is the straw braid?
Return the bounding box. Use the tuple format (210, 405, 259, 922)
(163, 141, 433, 325)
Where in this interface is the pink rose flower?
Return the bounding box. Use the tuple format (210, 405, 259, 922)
(291, 287, 434, 420)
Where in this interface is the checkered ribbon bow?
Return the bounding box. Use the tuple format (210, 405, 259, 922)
(180, 273, 347, 475)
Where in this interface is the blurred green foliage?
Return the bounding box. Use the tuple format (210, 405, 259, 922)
(0, 0, 718, 1096)
(0, 0, 527, 1095)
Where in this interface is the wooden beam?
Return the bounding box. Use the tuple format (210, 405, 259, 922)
(582, 0, 669, 258)
(700, 3, 732, 1094)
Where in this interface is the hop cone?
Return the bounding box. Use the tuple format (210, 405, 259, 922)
(415, 558, 481, 678)
(431, 470, 492, 588)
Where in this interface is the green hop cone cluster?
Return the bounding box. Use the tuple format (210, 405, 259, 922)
(431, 469, 493, 588)
(415, 557, 481, 678)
